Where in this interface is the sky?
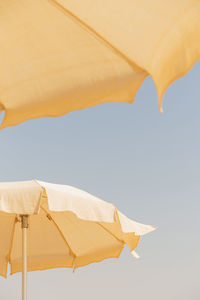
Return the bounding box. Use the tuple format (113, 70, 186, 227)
(0, 61, 199, 300)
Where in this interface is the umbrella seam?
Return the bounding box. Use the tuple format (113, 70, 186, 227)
(40, 206, 77, 263)
(97, 222, 125, 246)
(41, 207, 125, 270)
(150, 1, 200, 70)
(47, 0, 146, 74)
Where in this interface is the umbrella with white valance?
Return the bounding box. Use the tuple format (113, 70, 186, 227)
(0, 180, 156, 300)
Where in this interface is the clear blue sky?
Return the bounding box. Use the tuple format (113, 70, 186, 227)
(0, 61, 199, 300)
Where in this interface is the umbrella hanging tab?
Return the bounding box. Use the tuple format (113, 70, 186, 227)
(20, 215, 28, 300)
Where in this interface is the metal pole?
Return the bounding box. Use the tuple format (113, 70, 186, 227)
(21, 215, 28, 300)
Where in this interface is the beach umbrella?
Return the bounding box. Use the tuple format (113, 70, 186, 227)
(0, 0, 199, 129)
(0, 180, 155, 300)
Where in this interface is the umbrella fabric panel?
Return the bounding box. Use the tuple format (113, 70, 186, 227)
(41, 198, 141, 269)
(58, 0, 200, 110)
(39, 180, 117, 223)
(0, 0, 145, 129)
(0, 180, 117, 221)
(0, 208, 137, 277)
(117, 211, 156, 235)
(10, 209, 74, 275)
(39, 181, 155, 236)
(48, 210, 124, 269)
(0, 181, 43, 215)
(0, 212, 15, 277)
(7, 207, 138, 275)
(97, 220, 140, 254)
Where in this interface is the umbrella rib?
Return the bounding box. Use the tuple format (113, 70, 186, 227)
(40, 206, 76, 265)
(47, 0, 145, 74)
(97, 222, 125, 245)
(97, 222, 141, 256)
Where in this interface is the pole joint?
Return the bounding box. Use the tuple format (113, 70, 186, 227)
(20, 215, 29, 229)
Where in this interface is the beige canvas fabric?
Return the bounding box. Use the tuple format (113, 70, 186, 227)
(0, 180, 155, 277)
(0, 0, 199, 128)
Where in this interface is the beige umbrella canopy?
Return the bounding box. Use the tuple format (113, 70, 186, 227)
(0, 0, 199, 129)
(0, 180, 155, 300)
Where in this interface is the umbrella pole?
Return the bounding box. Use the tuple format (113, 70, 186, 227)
(21, 215, 28, 300)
